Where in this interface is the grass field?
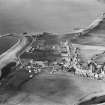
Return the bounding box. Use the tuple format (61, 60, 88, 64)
(0, 72, 105, 105)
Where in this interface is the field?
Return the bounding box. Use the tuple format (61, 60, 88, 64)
(0, 72, 105, 105)
(73, 44, 105, 61)
(0, 0, 105, 105)
(0, 35, 18, 55)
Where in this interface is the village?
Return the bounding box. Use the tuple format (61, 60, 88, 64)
(20, 39, 105, 80)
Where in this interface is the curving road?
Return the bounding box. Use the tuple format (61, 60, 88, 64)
(0, 33, 34, 77)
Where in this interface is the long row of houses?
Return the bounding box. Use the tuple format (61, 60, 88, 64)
(57, 40, 105, 79)
(24, 37, 105, 79)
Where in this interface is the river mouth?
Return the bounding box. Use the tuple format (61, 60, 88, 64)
(0, 35, 18, 55)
